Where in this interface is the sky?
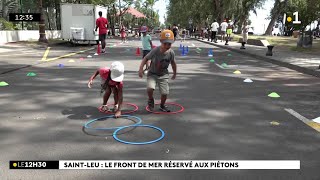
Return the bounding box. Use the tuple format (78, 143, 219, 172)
(153, 0, 168, 24)
(153, 0, 275, 34)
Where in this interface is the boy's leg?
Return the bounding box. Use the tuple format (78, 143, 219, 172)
(101, 34, 106, 52)
(103, 86, 112, 105)
(158, 77, 170, 112)
(100, 86, 111, 111)
(147, 75, 156, 110)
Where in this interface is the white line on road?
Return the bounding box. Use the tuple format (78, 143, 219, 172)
(284, 108, 320, 132)
(284, 108, 310, 124)
(215, 63, 225, 69)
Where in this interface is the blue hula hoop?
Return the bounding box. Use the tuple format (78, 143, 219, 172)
(84, 115, 142, 130)
(113, 124, 165, 145)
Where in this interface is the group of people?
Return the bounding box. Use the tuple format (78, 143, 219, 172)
(205, 19, 234, 45)
(188, 19, 250, 46)
(91, 12, 177, 118)
(168, 24, 188, 42)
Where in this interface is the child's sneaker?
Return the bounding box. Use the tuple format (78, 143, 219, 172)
(148, 98, 154, 111)
(160, 104, 171, 112)
(99, 105, 109, 112)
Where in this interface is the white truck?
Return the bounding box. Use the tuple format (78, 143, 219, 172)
(60, 3, 108, 44)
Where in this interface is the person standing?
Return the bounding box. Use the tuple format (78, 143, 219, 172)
(120, 24, 126, 43)
(95, 11, 108, 53)
(172, 24, 179, 40)
(241, 21, 250, 49)
(211, 19, 219, 43)
(225, 20, 233, 45)
(202, 27, 207, 40)
(220, 19, 228, 42)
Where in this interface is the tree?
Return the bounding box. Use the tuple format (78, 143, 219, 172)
(167, 0, 264, 32)
(265, 0, 320, 35)
(264, 0, 289, 35)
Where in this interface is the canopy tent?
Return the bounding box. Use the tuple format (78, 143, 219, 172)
(118, 7, 146, 18)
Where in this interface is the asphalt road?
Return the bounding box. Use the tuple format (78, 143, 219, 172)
(0, 38, 319, 180)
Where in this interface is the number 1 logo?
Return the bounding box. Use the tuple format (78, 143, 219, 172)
(283, 11, 301, 25)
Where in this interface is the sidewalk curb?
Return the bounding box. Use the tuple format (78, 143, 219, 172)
(194, 38, 320, 78)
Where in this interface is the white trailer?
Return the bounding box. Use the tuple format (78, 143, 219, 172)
(60, 3, 108, 44)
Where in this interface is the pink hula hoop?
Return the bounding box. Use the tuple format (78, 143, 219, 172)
(146, 102, 185, 114)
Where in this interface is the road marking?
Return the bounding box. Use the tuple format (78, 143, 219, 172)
(215, 63, 225, 69)
(41, 47, 51, 61)
(40, 48, 94, 62)
(284, 108, 320, 132)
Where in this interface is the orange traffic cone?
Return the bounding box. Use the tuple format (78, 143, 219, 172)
(136, 47, 141, 56)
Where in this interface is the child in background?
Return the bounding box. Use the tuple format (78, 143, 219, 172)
(140, 26, 153, 73)
(120, 25, 126, 43)
(88, 61, 125, 118)
(225, 20, 233, 45)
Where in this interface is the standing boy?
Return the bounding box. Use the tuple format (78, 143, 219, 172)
(138, 30, 177, 112)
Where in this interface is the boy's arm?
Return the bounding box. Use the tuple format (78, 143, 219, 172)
(88, 70, 99, 88)
(95, 19, 99, 31)
(171, 59, 177, 80)
(139, 57, 148, 78)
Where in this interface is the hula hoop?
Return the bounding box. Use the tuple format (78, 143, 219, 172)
(84, 115, 142, 130)
(146, 102, 185, 114)
(113, 124, 165, 145)
(98, 103, 139, 114)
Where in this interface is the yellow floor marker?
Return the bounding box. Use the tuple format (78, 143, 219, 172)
(41, 47, 51, 61)
(270, 121, 280, 126)
(233, 70, 241, 74)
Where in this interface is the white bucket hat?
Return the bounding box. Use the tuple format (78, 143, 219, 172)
(110, 61, 124, 82)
